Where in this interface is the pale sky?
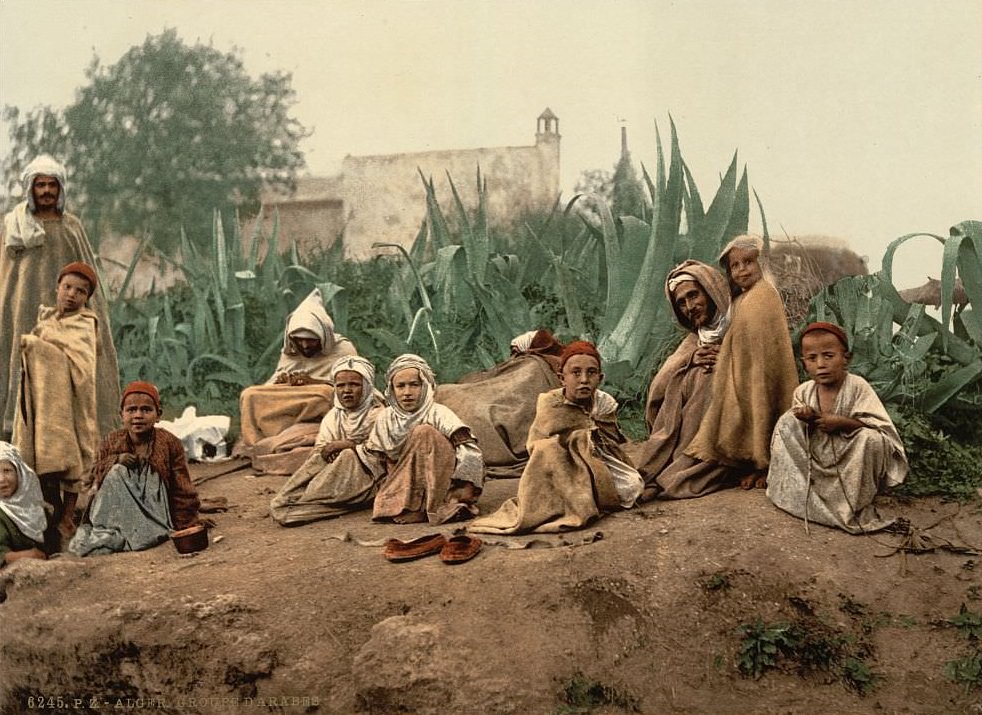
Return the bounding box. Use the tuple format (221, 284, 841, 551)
(2, 0, 980, 289)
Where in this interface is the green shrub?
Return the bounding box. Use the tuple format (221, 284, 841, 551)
(892, 407, 982, 501)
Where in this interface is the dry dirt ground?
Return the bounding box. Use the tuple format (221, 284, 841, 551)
(1, 459, 980, 715)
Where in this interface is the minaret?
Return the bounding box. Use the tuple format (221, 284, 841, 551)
(534, 108, 561, 206)
(536, 108, 560, 144)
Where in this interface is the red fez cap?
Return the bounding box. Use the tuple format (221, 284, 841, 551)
(560, 340, 602, 371)
(801, 322, 849, 351)
(58, 261, 98, 293)
(120, 381, 161, 411)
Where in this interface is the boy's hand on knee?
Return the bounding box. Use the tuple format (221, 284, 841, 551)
(117, 452, 140, 469)
(793, 406, 818, 423)
(321, 440, 354, 463)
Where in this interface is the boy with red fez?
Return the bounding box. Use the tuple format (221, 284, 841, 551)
(69, 381, 201, 556)
(766, 322, 908, 534)
(14, 261, 102, 550)
(470, 341, 643, 535)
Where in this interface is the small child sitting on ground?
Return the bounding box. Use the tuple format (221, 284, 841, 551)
(69, 382, 201, 556)
(365, 354, 484, 525)
(14, 261, 101, 550)
(269, 356, 385, 526)
(469, 341, 643, 535)
(766, 322, 908, 533)
(0, 442, 48, 565)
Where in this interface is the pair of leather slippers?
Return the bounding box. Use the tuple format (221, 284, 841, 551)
(383, 534, 482, 564)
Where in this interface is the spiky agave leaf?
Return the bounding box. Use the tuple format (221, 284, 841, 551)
(599, 118, 684, 365)
(694, 151, 741, 264)
(419, 170, 452, 252)
(445, 169, 490, 286)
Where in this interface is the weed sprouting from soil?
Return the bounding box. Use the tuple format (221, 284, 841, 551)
(736, 619, 800, 680)
(947, 603, 982, 640)
(943, 603, 982, 691)
(555, 672, 640, 714)
(841, 657, 880, 695)
(736, 595, 882, 695)
(698, 571, 732, 593)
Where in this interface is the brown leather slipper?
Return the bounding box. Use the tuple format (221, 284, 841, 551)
(383, 534, 447, 562)
(440, 535, 482, 564)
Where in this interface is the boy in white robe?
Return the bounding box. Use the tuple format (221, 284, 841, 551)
(767, 322, 908, 533)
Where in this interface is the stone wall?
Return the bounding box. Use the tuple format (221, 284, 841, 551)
(341, 137, 559, 259)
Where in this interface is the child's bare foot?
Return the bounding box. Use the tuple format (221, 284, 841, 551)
(754, 472, 768, 489)
(393, 510, 427, 524)
(639, 485, 662, 503)
(58, 516, 77, 541)
(739, 474, 755, 490)
(447, 481, 481, 504)
(5, 547, 47, 563)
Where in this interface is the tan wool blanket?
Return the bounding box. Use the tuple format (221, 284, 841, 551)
(269, 448, 377, 526)
(685, 280, 798, 470)
(0, 214, 120, 438)
(236, 384, 335, 449)
(435, 354, 561, 478)
(469, 389, 623, 535)
(14, 307, 99, 490)
(246, 421, 323, 475)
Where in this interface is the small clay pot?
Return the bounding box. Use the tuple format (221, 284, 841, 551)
(171, 524, 209, 554)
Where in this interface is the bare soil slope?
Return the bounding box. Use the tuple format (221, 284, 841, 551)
(1, 461, 980, 715)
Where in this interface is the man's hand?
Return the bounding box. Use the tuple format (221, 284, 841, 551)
(692, 344, 720, 373)
(288, 371, 313, 386)
(272, 372, 290, 385)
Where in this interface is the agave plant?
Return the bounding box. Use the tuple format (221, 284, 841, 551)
(375, 167, 534, 374)
(569, 118, 757, 391)
(374, 117, 759, 395)
(110, 207, 347, 413)
(807, 220, 982, 414)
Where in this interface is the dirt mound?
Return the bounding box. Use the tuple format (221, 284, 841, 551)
(1, 464, 980, 715)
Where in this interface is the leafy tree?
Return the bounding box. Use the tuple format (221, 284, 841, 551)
(2, 29, 307, 252)
(573, 167, 613, 201)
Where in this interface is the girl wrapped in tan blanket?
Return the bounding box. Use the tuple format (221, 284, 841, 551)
(684, 236, 799, 489)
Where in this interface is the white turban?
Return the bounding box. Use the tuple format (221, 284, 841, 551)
(667, 272, 699, 293)
(4, 155, 69, 250)
(22, 154, 68, 213)
(510, 331, 538, 354)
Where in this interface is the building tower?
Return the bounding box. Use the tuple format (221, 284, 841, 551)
(535, 108, 561, 206)
(536, 107, 560, 144)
